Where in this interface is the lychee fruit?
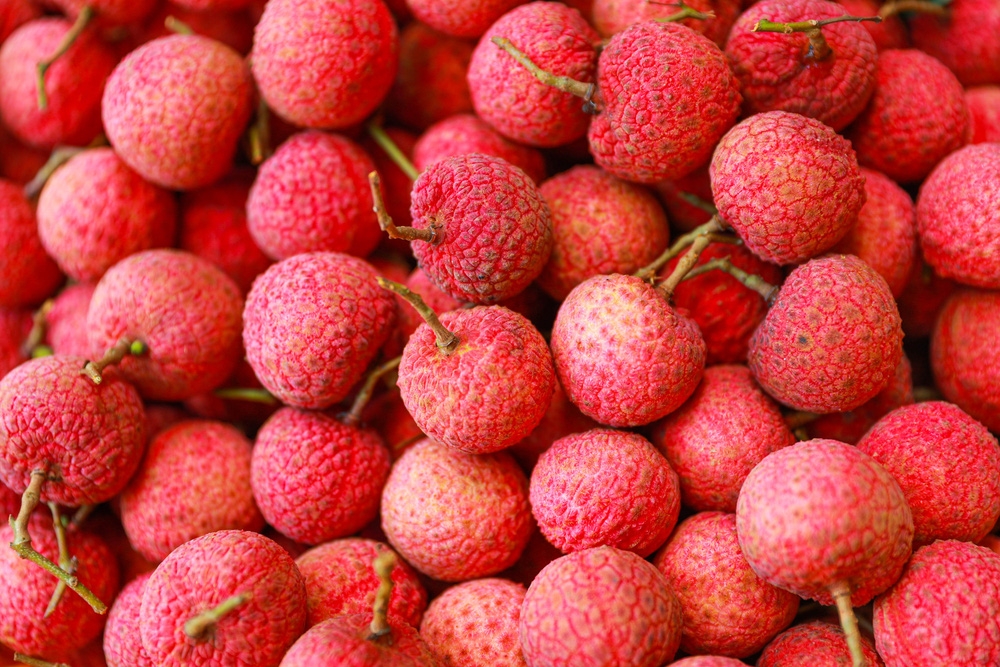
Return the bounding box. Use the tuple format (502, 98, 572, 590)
(909, 0, 1000, 86)
(591, 0, 742, 47)
(103, 573, 155, 667)
(0, 179, 64, 309)
(966, 85, 1000, 144)
(757, 620, 884, 666)
(406, 0, 526, 39)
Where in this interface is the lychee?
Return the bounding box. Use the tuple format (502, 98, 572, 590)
(909, 0, 1000, 86)
(757, 620, 884, 666)
(0, 179, 64, 309)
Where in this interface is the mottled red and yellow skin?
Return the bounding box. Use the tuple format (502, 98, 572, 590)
(588, 21, 742, 184)
(711, 110, 866, 266)
(846, 49, 970, 184)
(736, 439, 914, 606)
(380, 438, 532, 581)
(654, 512, 800, 658)
(0, 180, 63, 309)
(279, 614, 439, 667)
(295, 538, 427, 629)
(104, 574, 155, 667)
(251, 0, 398, 129)
(910, 0, 1000, 86)
(749, 254, 903, 413)
(592, 0, 741, 46)
(103, 34, 253, 190)
(550, 273, 706, 427)
(406, 0, 525, 39)
(874, 540, 1000, 666)
(649, 365, 796, 513)
(931, 288, 1000, 433)
(757, 620, 885, 666)
(967, 86, 1000, 144)
(519, 546, 683, 667)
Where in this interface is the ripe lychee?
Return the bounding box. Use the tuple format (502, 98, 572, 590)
(592, 0, 742, 47)
(406, 0, 526, 39)
(966, 85, 1000, 143)
(909, 0, 1000, 86)
(757, 620, 884, 666)
(103, 573, 155, 667)
(0, 179, 64, 309)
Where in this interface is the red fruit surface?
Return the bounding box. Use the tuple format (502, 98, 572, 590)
(251, 407, 391, 545)
(910, 0, 1000, 86)
(420, 578, 527, 666)
(406, 0, 525, 38)
(242, 252, 396, 410)
(845, 48, 970, 184)
(52, 0, 157, 25)
(736, 439, 914, 606)
(653, 512, 799, 657)
(757, 620, 884, 666)
(588, 21, 742, 184)
(43, 283, 96, 357)
(102, 34, 254, 190)
(0, 307, 30, 378)
(917, 142, 1000, 289)
(710, 110, 866, 265)
(748, 254, 903, 413)
(509, 377, 599, 470)
(0, 179, 63, 308)
(550, 273, 706, 427)
(119, 420, 264, 562)
(649, 364, 796, 513)
(139, 2, 255, 55)
(592, 0, 741, 46)
(396, 267, 464, 341)
(251, 0, 398, 129)
(0, 0, 38, 43)
(0, 18, 116, 149)
(104, 573, 155, 667)
(966, 85, 1000, 143)
(536, 165, 670, 301)
(278, 614, 438, 667)
(836, 0, 908, 51)
(295, 538, 427, 628)
(380, 438, 532, 581)
(87, 249, 245, 402)
(931, 287, 1000, 433)
(896, 250, 957, 338)
(873, 540, 1000, 666)
(530, 428, 680, 556)
(519, 545, 683, 667)
(139, 530, 307, 667)
(725, 0, 877, 131)
(0, 123, 47, 185)
(652, 162, 714, 233)
(409, 153, 553, 304)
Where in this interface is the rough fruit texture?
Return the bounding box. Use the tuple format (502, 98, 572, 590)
(757, 620, 884, 666)
(967, 85, 1000, 143)
(406, 0, 525, 38)
(836, 0, 907, 51)
(592, 0, 741, 46)
(910, 0, 1000, 87)
(104, 573, 155, 667)
(710, 110, 866, 265)
(748, 254, 903, 413)
(279, 614, 438, 667)
(0, 179, 64, 308)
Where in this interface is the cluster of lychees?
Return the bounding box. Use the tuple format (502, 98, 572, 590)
(0, 0, 999, 665)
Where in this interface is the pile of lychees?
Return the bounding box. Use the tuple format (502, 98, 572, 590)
(1, 0, 999, 665)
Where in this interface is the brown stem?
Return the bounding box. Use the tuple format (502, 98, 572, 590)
(490, 37, 594, 100)
(66, 503, 94, 531)
(376, 278, 459, 353)
(344, 356, 402, 427)
(13, 654, 70, 667)
(878, 0, 947, 17)
(652, 0, 716, 22)
(246, 98, 271, 166)
(36, 6, 94, 110)
(657, 233, 715, 300)
(164, 15, 194, 35)
(184, 593, 249, 640)
(212, 387, 277, 404)
(784, 410, 820, 429)
(366, 550, 397, 641)
(21, 299, 54, 358)
(367, 121, 419, 181)
(751, 15, 882, 60)
(912, 385, 941, 403)
(830, 581, 865, 667)
(680, 256, 779, 305)
(81, 338, 147, 384)
(634, 215, 727, 282)
(369, 171, 439, 243)
(44, 503, 75, 618)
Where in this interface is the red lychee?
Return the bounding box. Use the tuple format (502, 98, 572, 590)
(406, 0, 526, 39)
(592, 0, 742, 47)
(757, 620, 884, 666)
(0, 307, 30, 379)
(0, 179, 64, 309)
(896, 249, 957, 339)
(909, 0, 1000, 86)
(0, 0, 38, 43)
(836, 0, 908, 50)
(42, 283, 94, 358)
(103, 573, 155, 667)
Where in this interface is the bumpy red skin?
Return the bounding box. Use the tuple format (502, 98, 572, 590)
(140, 530, 307, 667)
(413, 114, 547, 185)
(406, 0, 525, 39)
(139, 2, 255, 55)
(519, 546, 683, 667)
(278, 615, 439, 667)
(836, 0, 907, 50)
(0, 307, 30, 378)
(0, 180, 63, 308)
(0, 355, 145, 505)
(649, 365, 796, 513)
(103, 34, 254, 190)
(660, 242, 784, 365)
(931, 288, 1000, 433)
(0, 521, 119, 660)
(592, 0, 741, 46)
(420, 578, 527, 667)
(469, 2, 598, 147)
(409, 153, 553, 304)
(710, 110, 866, 265)
(653, 512, 799, 658)
(87, 249, 245, 402)
(251, 408, 391, 545)
(550, 273, 706, 427)
(247, 131, 378, 261)
(242, 252, 396, 409)
(104, 573, 155, 667)
(397, 268, 463, 340)
(874, 540, 1000, 666)
(725, 0, 877, 132)
(910, 0, 1000, 86)
(530, 428, 680, 556)
(917, 143, 1000, 289)
(748, 254, 903, 413)
(757, 620, 884, 667)
(845, 49, 970, 184)
(251, 0, 398, 129)
(509, 377, 598, 471)
(295, 538, 427, 628)
(967, 86, 1000, 143)
(43, 283, 96, 357)
(736, 439, 914, 606)
(380, 438, 532, 581)
(0, 18, 116, 150)
(896, 252, 957, 338)
(830, 167, 916, 298)
(37, 148, 178, 283)
(119, 420, 264, 562)
(536, 165, 670, 301)
(588, 21, 742, 184)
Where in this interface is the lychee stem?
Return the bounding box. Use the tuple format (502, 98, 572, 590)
(376, 277, 459, 353)
(43, 502, 75, 618)
(13, 654, 70, 667)
(21, 299, 53, 358)
(680, 256, 780, 305)
(35, 5, 94, 111)
(878, 0, 947, 17)
(657, 233, 715, 300)
(212, 387, 278, 403)
(343, 356, 402, 427)
(367, 121, 419, 181)
(651, 1, 717, 22)
(369, 171, 440, 243)
(677, 191, 718, 215)
(81, 337, 148, 384)
(183, 593, 250, 640)
(830, 581, 866, 667)
(164, 15, 194, 35)
(634, 215, 728, 281)
(23, 146, 87, 200)
(246, 98, 272, 166)
(66, 503, 94, 531)
(366, 550, 397, 641)
(751, 15, 882, 61)
(490, 37, 595, 100)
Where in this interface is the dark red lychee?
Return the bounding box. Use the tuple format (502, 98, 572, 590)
(406, 0, 526, 39)
(909, 0, 1000, 86)
(896, 249, 957, 339)
(966, 85, 1000, 143)
(757, 620, 884, 666)
(0, 179, 64, 309)
(139, 2, 255, 55)
(0, 307, 30, 378)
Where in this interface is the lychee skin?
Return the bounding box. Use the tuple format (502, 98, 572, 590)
(519, 545, 683, 667)
(757, 620, 885, 667)
(736, 439, 914, 607)
(0, 179, 64, 309)
(0, 307, 31, 379)
(966, 85, 1000, 144)
(0, 0, 39, 43)
(710, 110, 866, 265)
(250, 0, 398, 129)
(104, 573, 155, 667)
(592, 0, 742, 47)
(873, 540, 1000, 666)
(748, 254, 903, 413)
(405, 0, 525, 39)
(43, 284, 94, 358)
(102, 34, 254, 190)
(909, 0, 1000, 87)
(278, 614, 439, 667)
(917, 143, 1000, 289)
(588, 21, 742, 184)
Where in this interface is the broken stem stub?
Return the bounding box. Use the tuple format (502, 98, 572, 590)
(376, 277, 459, 353)
(81, 338, 147, 384)
(369, 171, 439, 243)
(751, 14, 882, 60)
(366, 550, 398, 641)
(830, 581, 866, 667)
(184, 593, 249, 640)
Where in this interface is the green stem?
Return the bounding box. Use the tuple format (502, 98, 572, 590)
(751, 15, 882, 60)
(184, 593, 249, 640)
(657, 233, 715, 300)
(164, 15, 194, 35)
(878, 0, 947, 17)
(653, 1, 716, 22)
(830, 581, 865, 667)
(366, 551, 397, 641)
(13, 654, 71, 667)
(343, 356, 402, 427)
(367, 122, 419, 181)
(679, 256, 779, 305)
(44, 503, 74, 618)
(81, 338, 147, 384)
(36, 6, 94, 110)
(212, 387, 277, 404)
(634, 215, 727, 282)
(21, 299, 53, 358)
